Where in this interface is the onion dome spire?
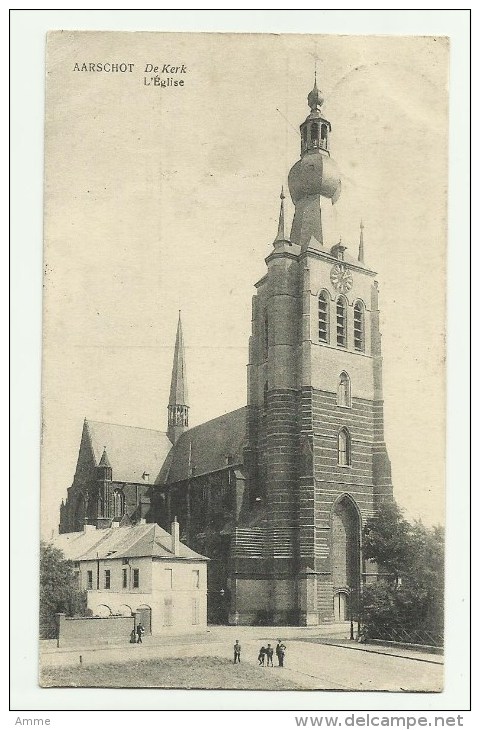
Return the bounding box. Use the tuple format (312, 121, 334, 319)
(358, 220, 365, 263)
(307, 71, 324, 112)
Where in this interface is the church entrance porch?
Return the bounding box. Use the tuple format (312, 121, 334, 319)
(330, 494, 361, 622)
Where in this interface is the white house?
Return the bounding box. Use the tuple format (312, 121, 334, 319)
(52, 519, 208, 635)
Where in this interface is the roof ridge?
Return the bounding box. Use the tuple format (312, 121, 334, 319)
(87, 419, 168, 435)
(180, 406, 246, 436)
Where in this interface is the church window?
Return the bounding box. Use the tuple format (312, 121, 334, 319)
(264, 311, 269, 359)
(87, 570, 93, 590)
(104, 570, 111, 589)
(311, 122, 319, 146)
(113, 489, 124, 518)
(302, 125, 307, 150)
(337, 372, 351, 407)
(338, 428, 351, 466)
(354, 301, 365, 352)
(263, 380, 268, 409)
(165, 568, 173, 588)
(318, 292, 329, 342)
(336, 297, 347, 348)
(133, 569, 140, 588)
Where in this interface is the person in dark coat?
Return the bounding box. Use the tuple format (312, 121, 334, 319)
(258, 646, 266, 666)
(130, 628, 137, 644)
(266, 643, 274, 667)
(234, 639, 241, 663)
(136, 622, 145, 644)
(276, 640, 286, 667)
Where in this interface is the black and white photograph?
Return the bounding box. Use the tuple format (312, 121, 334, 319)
(9, 11, 471, 717)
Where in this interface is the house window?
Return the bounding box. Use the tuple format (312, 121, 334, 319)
(354, 301, 365, 352)
(133, 569, 139, 588)
(164, 597, 173, 627)
(337, 372, 351, 407)
(122, 568, 128, 589)
(192, 597, 199, 625)
(336, 297, 347, 348)
(87, 570, 93, 590)
(338, 428, 351, 466)
(104, 570, 111, 589)
(318, 292, 329, 343)
(192, 569, 200, 589)
(165, 568, 173, 589)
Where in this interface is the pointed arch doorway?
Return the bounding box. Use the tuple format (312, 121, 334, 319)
(331, 494, 361, 621)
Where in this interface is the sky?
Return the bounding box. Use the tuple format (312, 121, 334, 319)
(41, 32, 449, 536)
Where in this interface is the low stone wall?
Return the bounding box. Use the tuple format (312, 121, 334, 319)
(55, 612, 135, 648)
(368, 638, 444, 655)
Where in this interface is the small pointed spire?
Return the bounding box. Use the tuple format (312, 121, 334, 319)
(358, 220, 365, 263)
(169, 312, 188, 407)
(274, 187, 286, 243)
(168, 312, 189, 444)
(98, 447, 111, 469)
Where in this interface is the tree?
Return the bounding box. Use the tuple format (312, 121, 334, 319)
(39, 542, 87, 639)
(361, 500, 444, 645)
(363, 499, 412, 583)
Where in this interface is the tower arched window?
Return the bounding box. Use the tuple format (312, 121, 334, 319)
(321, 124, 328, 149)
(336, 297, 347, 348)
(310, 122, 319, 147)
(318, 291, 329, 343)
(338, 428, 351, 466)
(337, 372, 351, 407)
(263, 311, 268, 360)
(113, 490, 125, 518)
(354, 301, 365, 352)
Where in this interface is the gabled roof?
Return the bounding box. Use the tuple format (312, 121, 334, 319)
(86, 420, 172, 484)
(52, 523, 207, 562)
(156, 407, 247, 485)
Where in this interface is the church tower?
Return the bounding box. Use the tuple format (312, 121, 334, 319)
(232, 76, 393, 625)
(167, 312, 189, 445)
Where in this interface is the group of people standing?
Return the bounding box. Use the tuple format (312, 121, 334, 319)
(233, 639, 286, 667)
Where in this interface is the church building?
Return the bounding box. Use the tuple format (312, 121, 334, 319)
(59, 76, 393, 626)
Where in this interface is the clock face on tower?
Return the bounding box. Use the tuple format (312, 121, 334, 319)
(330, 263, 353, 293)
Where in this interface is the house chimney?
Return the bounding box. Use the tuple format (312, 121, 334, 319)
(171, 517, 180, 556)
(83, 522, 96, 534)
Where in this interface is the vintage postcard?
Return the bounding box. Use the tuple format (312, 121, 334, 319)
(39, 31, 448, 692)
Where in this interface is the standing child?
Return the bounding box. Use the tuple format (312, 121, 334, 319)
(233, 639, 241, 664)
